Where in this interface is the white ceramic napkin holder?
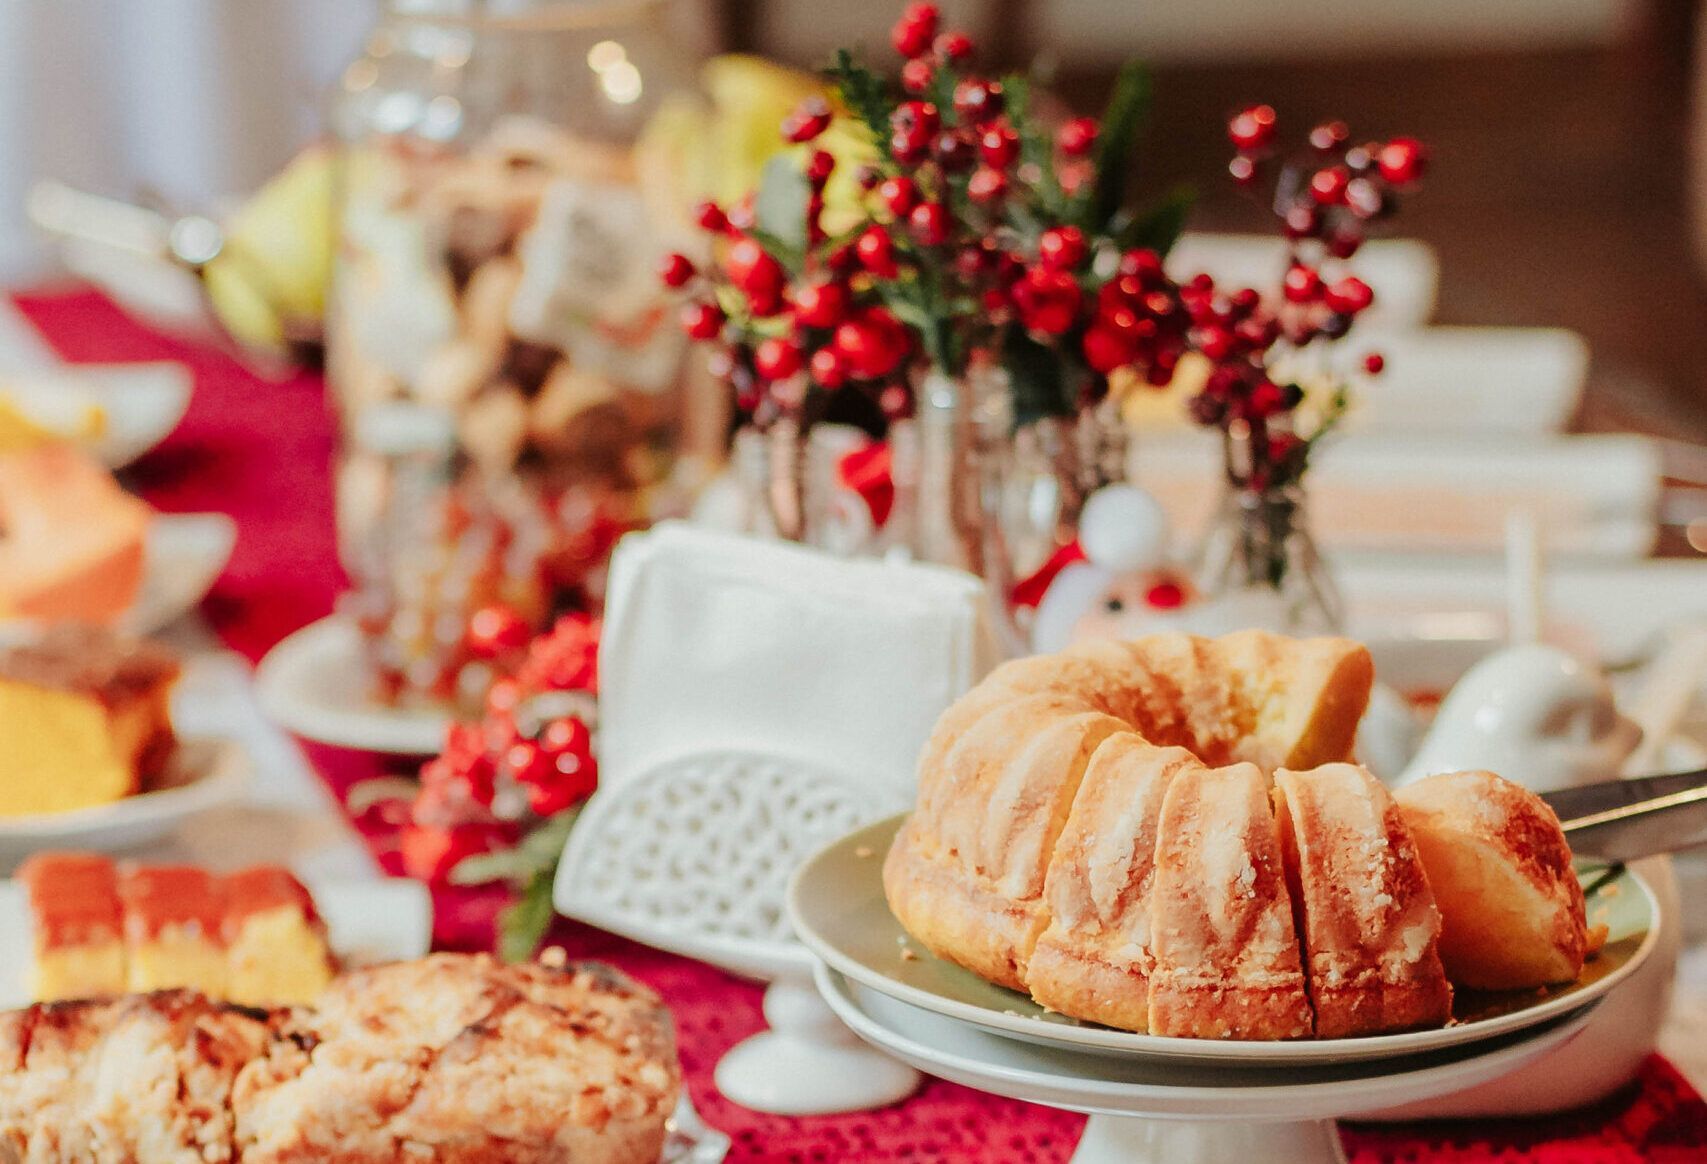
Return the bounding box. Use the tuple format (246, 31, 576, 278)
(555, 522, 1002, 1114)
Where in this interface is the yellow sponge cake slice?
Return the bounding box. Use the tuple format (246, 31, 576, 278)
(0, 626, 179, 817)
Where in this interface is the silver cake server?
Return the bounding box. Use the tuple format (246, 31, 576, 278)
(1542, 767, 1707, 863)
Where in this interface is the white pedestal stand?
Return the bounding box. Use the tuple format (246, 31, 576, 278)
(1074, 1114, 1345, 1164)
(713, 959, 922, 1114)
(554, 751, 921, 1116)
(816, 964, 1596, 1164)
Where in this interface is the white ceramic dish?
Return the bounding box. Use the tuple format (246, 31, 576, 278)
(1344, 326, 1588, 436)
(0, 363, 192, 468)
(789, 815, 1656, 1067)
(818, 964, 1592, 1119)
(1136, 433, 1661, 560)
(0, 736, 248, 860)
(124, 512, 237, 636)
(0, 874, 432, 1009)
(255, 616, 450, 755)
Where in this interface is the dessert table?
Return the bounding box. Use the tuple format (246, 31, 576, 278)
(13, 284, 1707, 1163)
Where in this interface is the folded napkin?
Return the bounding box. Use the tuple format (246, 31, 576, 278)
(597, 522, 1003, 806)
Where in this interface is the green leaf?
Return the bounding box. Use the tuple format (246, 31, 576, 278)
(1003, 328, 1075, 428)
(449, 845, 538, 887)
(925, 63, 960, 127)
(825, 49, 892, 151)
(1114, 185, 1194, 256)
(496, 867, 557, 964)
(754, 155, 810, 256)
(447, 806, 581, 888)
(1089, 60, 1153, 232)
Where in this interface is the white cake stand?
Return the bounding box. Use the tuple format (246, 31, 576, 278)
(817, 964, 1596, 1164)
(786, 816, 1659, 1163)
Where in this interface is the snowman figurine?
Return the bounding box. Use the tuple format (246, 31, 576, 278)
(1026, 483, 1294, 654)
(1021, 484, 1188, 653)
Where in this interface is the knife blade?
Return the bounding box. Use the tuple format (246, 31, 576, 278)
(1540, 767, 1707, 863)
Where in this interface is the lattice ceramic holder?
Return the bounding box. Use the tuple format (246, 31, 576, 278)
(554, 748, 921, 1114)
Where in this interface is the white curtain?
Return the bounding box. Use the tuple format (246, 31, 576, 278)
(0, 0, 374, 280)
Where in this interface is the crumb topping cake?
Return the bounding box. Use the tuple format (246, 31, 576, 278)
(0, 953, 680, 1164)
(886, 630, 1589, 1039)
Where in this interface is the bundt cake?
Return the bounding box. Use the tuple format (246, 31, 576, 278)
(885, 631, 1588, 1040)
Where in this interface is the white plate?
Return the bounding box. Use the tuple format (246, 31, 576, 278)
(788, 816, 1657, 1067)
(817, 966, 1594, 1121)
(0, 736, 249, 859)
(0, 363, 192, 468)
(256, 616, 450, 755)
(1345, 327, 1588, 436)
(0, 875, 432, 1010)
(125, 512, 238, 636)
(1129, 326, 1587, 438)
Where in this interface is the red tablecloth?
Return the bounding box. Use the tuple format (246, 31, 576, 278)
(15, 286, 1707, 1163)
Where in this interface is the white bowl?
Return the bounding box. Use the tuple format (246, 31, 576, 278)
(0, 735, 248, 860)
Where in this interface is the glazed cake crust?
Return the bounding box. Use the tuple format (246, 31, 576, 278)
(1275, 764, 1453, 1037)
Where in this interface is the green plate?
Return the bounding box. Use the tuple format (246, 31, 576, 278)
(786, 815, 1656, 1066)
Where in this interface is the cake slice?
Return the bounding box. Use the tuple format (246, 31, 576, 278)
(118, 865, 227, 996)
(1395, 769, 1589, 990)
(1026, 737, 1193, 1031)
(0, 626, 180, 817)
(222, 867, 336, 1007)
(18, 853, 126, 1002)
(1148, 762, 1314, 1039)
(1274, 764, 1453, 1037)
(0, 443, 149, 624)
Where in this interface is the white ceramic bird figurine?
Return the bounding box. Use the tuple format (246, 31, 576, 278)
(1395, 642, 1642, 791)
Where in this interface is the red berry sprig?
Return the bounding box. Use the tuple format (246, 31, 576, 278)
(1170, 108, 1425, 495)
(400, 612, 604, 883)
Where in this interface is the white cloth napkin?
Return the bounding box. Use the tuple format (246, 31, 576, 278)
(597, 522, 1003, 806)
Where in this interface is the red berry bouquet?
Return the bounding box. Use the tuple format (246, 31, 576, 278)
(661, 3, 1191, 559)
(1167, 109, 1427, 627)
(355, 610, 601, 961)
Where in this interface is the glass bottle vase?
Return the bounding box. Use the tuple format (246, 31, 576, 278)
(1195, 484, 1343, 634)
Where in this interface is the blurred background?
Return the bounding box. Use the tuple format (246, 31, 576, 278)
(3, 0, 1703, 447)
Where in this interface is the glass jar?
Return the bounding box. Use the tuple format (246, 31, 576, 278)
(1195, 483, 1343, 634)
(328, 0, 703, 709)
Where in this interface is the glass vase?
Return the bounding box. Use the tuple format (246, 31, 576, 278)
(326, 0, 703, 708)
(1195, 483, 1343, 634)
